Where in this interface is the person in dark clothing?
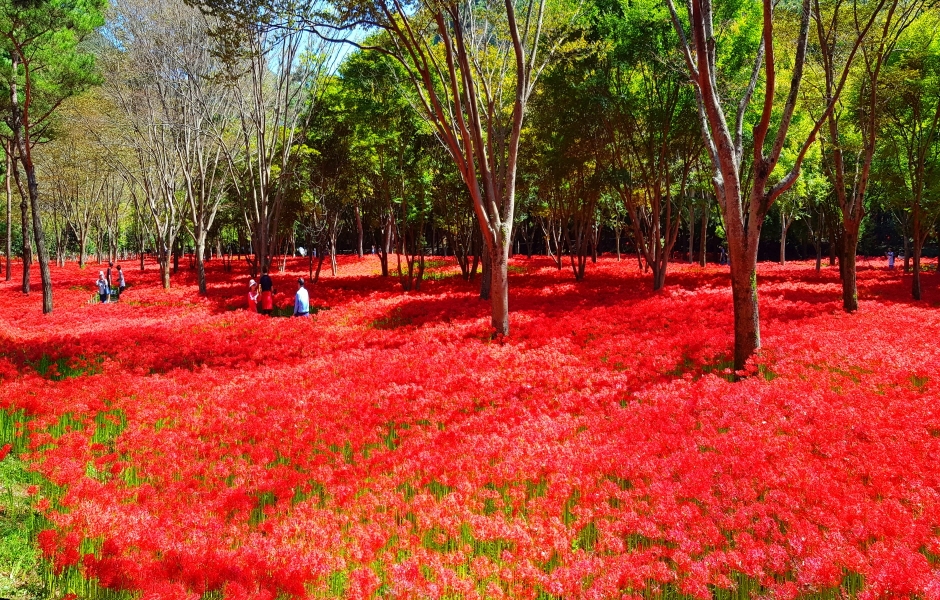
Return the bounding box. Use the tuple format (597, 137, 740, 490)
(259, 267, 274, 315)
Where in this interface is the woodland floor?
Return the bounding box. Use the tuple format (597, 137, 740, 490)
(1, 255, 939, 599)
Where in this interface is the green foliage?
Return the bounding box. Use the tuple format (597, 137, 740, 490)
(0, 0, 106, 137)
(0, 454, 43, 600)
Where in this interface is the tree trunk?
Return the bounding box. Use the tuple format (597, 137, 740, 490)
(18, 142, 53, 313)
(355, 202, 364, 258)
(480, 242, 491, 300)
(903, 235, 911, 273)
(699, 207, 708, 267)
(4, 143, 10, 281)
(652, 260, 667, 290)
(489, 240, 509, 335)
(841, 221, 860, 311)
(380, 211, 393, 277)
(196, 237, 207, 295)
(912, 230, 923, 301)
(138, 231, 145, 272)
(13, 165, 30, 294)
(160, 258, 171, 289)
(779, 220, 788, 265)
(812, 209, 823, 273)
(689, 206, 695, 263)
(730, 250, 760, 371)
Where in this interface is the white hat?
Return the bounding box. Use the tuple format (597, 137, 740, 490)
(249, 279, 257, 287)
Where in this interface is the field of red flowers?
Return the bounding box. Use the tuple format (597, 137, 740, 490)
(1, 255, 940, 599)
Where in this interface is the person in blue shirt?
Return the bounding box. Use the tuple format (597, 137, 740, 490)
(887, 250, 895, 270)
(293, 278, 310, 317)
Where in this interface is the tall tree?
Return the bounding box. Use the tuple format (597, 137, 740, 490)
(192, 0, 579, 335)
(599, 0, 703, 289)
(878, 17, 940, 300)
(813, 0, 935, 311)
(0, 0, 106, 313)
(666, 0, 883, 369)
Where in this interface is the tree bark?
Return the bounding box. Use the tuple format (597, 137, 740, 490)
(912, 210, 924, 300)
(160, 258, 170, 289)
(4, 142, 10, 281)
(480, 241, 492, 300)
(903, 234, 911, 273)
(196, 237, 207, 295)
(18, 141, 53, 313)
(12, 161, 30, 294)
(841, 222, 860, 311)
(730, 248, 760, 371)
(489, 239, 509, 334)
(355, 201, 364, 258)
(699, 205, 707, 266)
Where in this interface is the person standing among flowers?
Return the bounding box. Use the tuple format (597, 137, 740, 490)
(96, 271, 110, 304)
(258, 267, 274, 315)
(293, 278, 310, 317)
(115, 264, 126, 299)
(887, 250, 895, 270)
(247, 279, 259, 313)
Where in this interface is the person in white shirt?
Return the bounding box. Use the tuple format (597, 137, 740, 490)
(116, 264, 126, 299)
(293, 278, 310, 317)
(96, 272, 110, 304)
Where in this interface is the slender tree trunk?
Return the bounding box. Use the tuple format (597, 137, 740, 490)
(912, 213, 923, 300)
(380, 210, 393, 277)
(841, 221, 860, 311)
(355, 202, 364, 258)
(4, 143, 10, 282)
(903, 234, 911, 273)
(615, 227, 621, 261)
(13, 164, 30, 294)
(699, 207, 707, 267)
(18, 143, 53, 313)
(689, 206, 695, 263)
(196, 237, 207, 295)
(779, 219, 788, 265)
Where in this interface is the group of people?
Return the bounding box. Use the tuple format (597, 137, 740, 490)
(96, 262, 126, 303)
(247, 267, 311, 317)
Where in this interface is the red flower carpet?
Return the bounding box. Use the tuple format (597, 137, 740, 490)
(1, 256, 939, 599)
